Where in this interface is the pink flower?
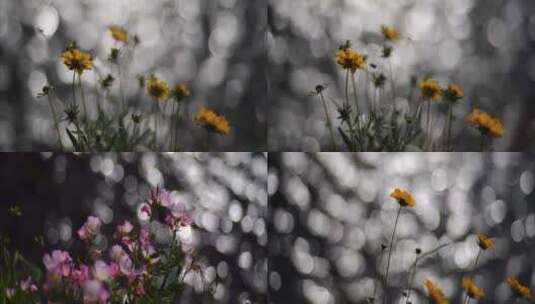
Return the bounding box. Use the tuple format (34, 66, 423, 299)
(114, 220, 133, 238)
(137, 203, 151, 221)
(72, 265, 90, 287)
(43, 250, 73, 277)
(139, 228, 150, 249)
(135, 280, 146, 296)
(118, 254, 133, 276)
(6, 288, 14, 299)
(93, 260, 113, 281)
(82, 280, 109, 304)
(78, 216, 101, 241)
(20, 276, 38, 293)
(109, 245, 126, 262)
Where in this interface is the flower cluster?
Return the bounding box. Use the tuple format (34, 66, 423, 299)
(311, 25, 504, 151)
(3, 188, 198, 303)
(43, 25, 230, 151)
(379, 188, 532, 303)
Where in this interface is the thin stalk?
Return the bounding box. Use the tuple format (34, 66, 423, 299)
(446, 103, 453, 151)
(153, 102, 159, 149)
(373, 247, 386, 303)
(344, 70, 350, 107)
(425, 100, 431, 151)
(174, 103, 182, 151)
(160, 232, 177, 291)
(118, 64, 125, 115)
(46, 94, 64, 150)
(480, 133, 486, 151)
(78, 74, 88, 119)
(384, 205, 403, 304)
(170, 101, 176, 151)
(462, 248, 482, 304)
(404, 256, 418, 304)
(351, 72, 359, 117)
(389, 60, 396, 102)
(71, 72, 76, 106)
(319, 92, 337, 150)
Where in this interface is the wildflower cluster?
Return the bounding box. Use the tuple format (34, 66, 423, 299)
(375, 188, 532, 303)
(2, 188, 206, 304)
(39, 25, 230, 151)
(311, 25, 503, 151)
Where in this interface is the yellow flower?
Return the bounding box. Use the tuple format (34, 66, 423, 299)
(194, 107, 230, 135)
(109, 26, 128, 43)
(390, 188, 415, 208)
(462, 277, 485, 300)
(477, 234, 494, 250)
(336, 48, 367, 73)
(507, 277, 532, 300)
(61, 48, 93, 75)
(419, 79, 442, 100)
(424, 279, 449, 304)
(444, 83, 463, 102)
(146, 77, 170, 101)
(466, 109, 503, 138)
(381, 25, 400, 42)
(172, 83, 191, 102)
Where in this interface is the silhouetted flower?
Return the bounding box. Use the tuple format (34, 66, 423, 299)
(424, 279, 449, 304)
(462, 277, 485, 300)
(507, 277, 532, 300)
(194, 107, 230, 135)
(390, 188, 415, 207)
(419, 79, 442, 100)
(61, 47, 93, 75)
(146, 77, 170, 101)
(466, 109, 503, 138)
(109, 26, 128, 43)
(477, 234, 494, 250)
(381, 25, 400, 42)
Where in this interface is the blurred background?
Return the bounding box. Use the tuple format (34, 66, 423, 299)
(0, 152, 267, 303)
(268, 152, 535, 303)
(0, 0, 266, 151)
(268, 0, 535, 151)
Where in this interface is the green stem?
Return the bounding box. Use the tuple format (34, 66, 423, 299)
(71, 72, 76, 106)
(351, 72, 359, 116)
(78, 74, 88, 119)
(118, 64, 125, 115)
(373, 247, 386, 302)
(384, 205, 402, 304)
(47, 94, 64, 150)
(319, 92, 337, 150)
(154, 104, 159, 149)
(344, 70, 350, 107)
(404, 256, 418, 304)
(426, 100, 431, 151)
(463, 248, 482, 304)
(446, 103, 453, 151)
(174, 103, 182, 151)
